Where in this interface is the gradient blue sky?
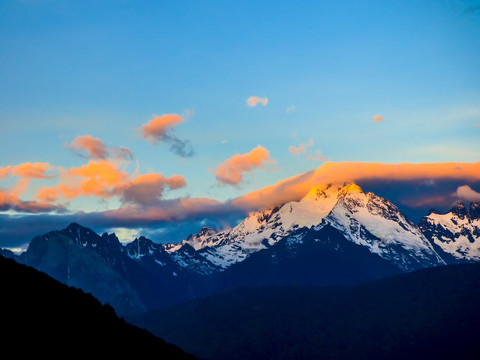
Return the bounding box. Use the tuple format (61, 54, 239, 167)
(1, 0, 479, 247)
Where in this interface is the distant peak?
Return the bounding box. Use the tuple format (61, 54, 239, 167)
(469, 202, 480, 220)
(198, 226, 214, 236)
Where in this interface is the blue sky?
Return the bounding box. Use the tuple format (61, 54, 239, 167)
(0, 0, 479, 247)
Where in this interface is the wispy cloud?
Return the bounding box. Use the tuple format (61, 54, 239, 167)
(289, 139, 326, 162)
(68, 135, 134, 161)
(289, 138, 313, 156)
(246, 96, 268, 107)
(212, 145, 275, 185)
(286, 105, 296, 113)
(139, 114, 194, 157)
(306, 150, 326, 161)
(373, 115, 384, 122)
(0, 162, 56, 179)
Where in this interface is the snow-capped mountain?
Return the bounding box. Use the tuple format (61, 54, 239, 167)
(323, 184, 444, 270)
(169, 184, 348, 268)
(6, 184, 477, 317)
(419, 202, 480, 262)
(169, 183, 444, 271)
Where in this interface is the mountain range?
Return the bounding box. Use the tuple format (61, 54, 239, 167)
(3, 183, 480, 316)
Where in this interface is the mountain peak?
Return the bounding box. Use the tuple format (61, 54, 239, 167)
(339, 183, 363, 196)
(450, 202, 468, 218)
(198, 226, 215, 236)
(65, 222, 84, 231)
(303, 183, 362, 202)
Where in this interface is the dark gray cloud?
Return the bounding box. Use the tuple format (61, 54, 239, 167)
(168, 136, 194, 158)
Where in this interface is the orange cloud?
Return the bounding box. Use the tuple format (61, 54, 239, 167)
(36, 159, 186, 207)
(373, 115, 384, 122)
(0, 179, 63, 213)
(232, 161, 480, 211)
(0, 162, 55, 179)
(36, 160, 131, 202)
(213, 145, 275, 185)
(140, 114, 184, 144)
(120, 173, 186, 206)
(246, 96, 268, 107)
(68, 135, 109, 159)
(289, 139, 314, 156)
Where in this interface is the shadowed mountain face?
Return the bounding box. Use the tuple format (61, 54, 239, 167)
(133, 263, 480, 360)
(215, 224, 402, 290)
(0, 254, 195, 359)
(14, 223, 212, 316)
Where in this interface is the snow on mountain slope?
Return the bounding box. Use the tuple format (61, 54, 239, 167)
(419, 202, 480, 261)
(323, 184, 445, 270)
(126, 236, 219, 275)
(168, 183, 444, 270)
(174, 184, 345, 268)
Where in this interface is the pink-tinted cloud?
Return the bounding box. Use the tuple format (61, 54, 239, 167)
(139, 114, 194, 157)
(213, 145, 275, 185)
(246, 96, 268, 107)
(453, 185, 480, 202)
(68, 135, 133, 161)
(373, 115, 384, 122)
(305, 150, 326, 161)
(69, 135, 109, 159)
(289, 139, 314, 156)
(120, 173, 186, 206)
(0, 162, 55, 179)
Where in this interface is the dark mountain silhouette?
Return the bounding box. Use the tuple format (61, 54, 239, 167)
(0, 254, 195, 359)
(14, 222, 210, 315)
(216, 224, 402, 289)
(133, 263, 480, 360)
